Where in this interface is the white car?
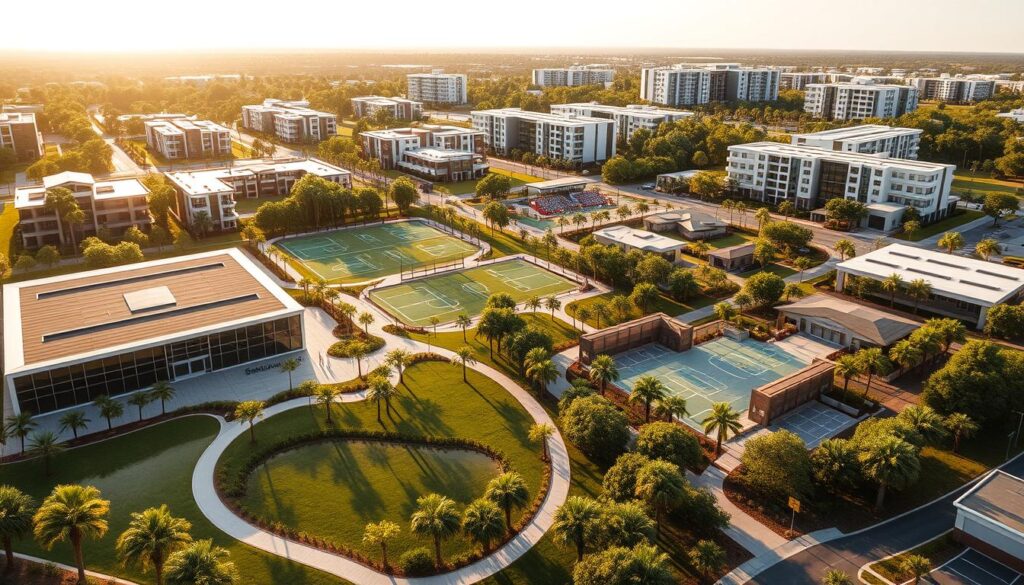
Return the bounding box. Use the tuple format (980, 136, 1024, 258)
(642, 183, 656, 190)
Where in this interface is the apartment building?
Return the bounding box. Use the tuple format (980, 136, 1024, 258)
(350, 96, 423, 120)
(471, 108, 616, 165)
(640, 63, 780, 107)
(144, 117, 231, 160)
(726, 142, 955, 231)
(241, 99, 337, 143)
(996, 80, 1024, 94)
(532, 65, 615, 87)
(164, 158, 351, 232)
(780, 72, 827, 90)
(0, 111, 44, 161)
(406, 70, 468, 105)
(550, 103, 693, 139)
(803, 83, 919, 120)
(791, 125, 923, 159)
(360, 125, 488, 182)
(15, 172, 151, 250)
(907, 77, 996, 103)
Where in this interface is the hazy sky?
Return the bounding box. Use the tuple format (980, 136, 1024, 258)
(5, 0, 1022, 53)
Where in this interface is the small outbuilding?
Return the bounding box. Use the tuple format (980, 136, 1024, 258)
(953, 470, 1024, 572)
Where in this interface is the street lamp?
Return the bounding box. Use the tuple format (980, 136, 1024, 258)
(1008, 431, 1017, 462)
(1014, 411, 1024, 449)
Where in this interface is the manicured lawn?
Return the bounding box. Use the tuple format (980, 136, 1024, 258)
(567, 291, 716, 328)
(439, 168, 543, 196)
(0, 416, 350, 585)
(895, 210, 985, 241)
(0, 200, 18, 259)
(216, 361, 547, 563)
(235, 194, 286, 214)
(708, 232, 755, 249)
(739, 263, 796, 279)
(953, 171, 1023, 195)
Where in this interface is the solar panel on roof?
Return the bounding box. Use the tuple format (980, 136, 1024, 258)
(889, 251, 920, 260)
(907, 267, 951, 280)
(977, 269, 1020, 281)
(960, 280, 1001, 291)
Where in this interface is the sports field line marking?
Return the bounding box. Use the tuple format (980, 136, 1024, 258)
(371, 287, 463, 324)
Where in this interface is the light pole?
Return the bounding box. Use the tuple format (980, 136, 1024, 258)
(1014, 411, 1024, 449)
(1008, 431, 1017, 462)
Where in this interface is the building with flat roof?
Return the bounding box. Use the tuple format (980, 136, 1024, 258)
(996, 80, 1024, 94)
(351, 96, 423, 120)
(550, 103, 692, 139)
(776, 294, 918, 350)
(532, 66, 615, 87)
(643, 210, 727, 241)
(523, 177, 590, 197)
(592, 225, 686, 262)
(144, 117, 231, 160)
(15, 172, 152, 250)
(780, 72, 827, 90)
(791, 125, 923, 159)
(726, 142, 955, 230)
(241, 99, 336, 143)
(804, 84, 919, 120)
(406, 70, 467, 105)
(0, 111, 43, 161)
(908, 76, 996, 103)
(954, 471, 1024, 571)
(3, 248, 304, 417)
(640, 63, 780, 107)
(836, 243, 1024, 329)
(655, 169, 702, 193)
(471, 108, 616, 165)
(996, 108, 1024, 123)
(359, 125, 488, 182)
(164, 158, 351, 232)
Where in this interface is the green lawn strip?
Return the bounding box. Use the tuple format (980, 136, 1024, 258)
(894, 210, 986, 241)
(566, 291, 716, 328)
(738, 263, 796, 279)
(869, 532, 963, 583)
(0, 200, 19, 259)
(235, 194, 287, 214)
(0, 416, 350, 585)
(215, 361, 547, 563)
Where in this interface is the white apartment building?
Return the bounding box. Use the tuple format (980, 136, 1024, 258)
(532, 66, 615, 87)
(471, 108, 616, 165)
(144, 117, 231, 160)
(727, 142, 955, 231)
(907, 77, 997, 103)
(996, 109, 1024, 123)
(241, 99, 337, 143)
(791, 125, 923, 159)
(350, 96, 423, 120)
(803, 84, 919, 120)
(640, 63, 780, 107)
(780, 72, 827, 90)
(406, 70, 468, 105)
(550, 103, 693, 139)
(360, 125, 488, 182)
(996, 80, 1024, 94)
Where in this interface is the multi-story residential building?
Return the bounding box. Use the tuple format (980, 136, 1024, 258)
(241, 99, 337, 143)
(0, 111, 44, 161)
(144, 117, 232, 160)
(640, 63, 780, 107)
(791, 125, 923, 159)
(14, 172, 152, 250)
(803, 83, 919, 120)
(996, 80, 1024, 94)
(360, 125, 488, 182)
(531, 65, 615, 87)
(780, 72, 827, 90)
(550, 103, 693, 139)
(406, 70, 468, 105)
(471, 108, 616, 165)
(726, 142, 955, 231)
(907, 76, 996, 103)
(164, 158, 351, 232)
(350, 96, 423, 120)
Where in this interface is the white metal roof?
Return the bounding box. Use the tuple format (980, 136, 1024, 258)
(593, 225, 686, 253)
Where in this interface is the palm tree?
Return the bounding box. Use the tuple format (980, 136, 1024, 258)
(29, 432, 63, 476)
(900, 405, 948, 445)
(358, 311, 375, 334)
(526, 296, 542, 312)
(588, 354, 619, 397)
(410, 493, 461, 568)
(453, 346, 476, 382)
(944, 412, 979, 453)
(528, 422, 555, 461)
(128, 392, 154, 421)
(713, 301, 736, 323)
(635, 460, 684, 536)
(350, 341, 370, 378)
(233, 401, 265, 443)
(526, 358, 559, 393)
(279, 358, 299, 391)
(833, 239, 856, 261)
(485, 472, 530, 534)
(902, 554, 932, 584)
(94, 396, 124, 431)
(314, 385, 338, 423)
(384, 349, 412, 386)
(794, 256, 813, 282)
(116, 505, 192, 585)
(455, 314, 472, 342)
(630, 375, 668, 423)
(702, 402, 742, 457)
(544, 295, 561, 318)
(33, 484, 110, 585)
(926, 318, 966, 358)
(690, 240, 710, 258)
(573, 306, 591, 331)
(937, 231, 965, 254)
(833, 354, 863, 400)
(655, 395, 689, 423)
(551, 496, 601, 562)
(754, 207, 772, 231)
(0, 486, 34, 570)
(855, 347, 891, 397)
(860, 435, 920, 510)
(975, 238, 1000, 261)
(59, 411, 90, 441)
(367, 376, 397, 422)
(592, 301, 611, 328)
(881, 273, 904, 307)
(461, 498, 505, 553)
(5, 413, 36, 453)
(150, 381, 176, 415)
(688, 539, 726, 585)
(888, 339, 923, 378)
(163, 539, 237, 585)
(822, 569, 853, 585)
(362, 520, 400, 569)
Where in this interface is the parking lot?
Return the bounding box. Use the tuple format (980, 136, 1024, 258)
(931, 549, 1021, 585)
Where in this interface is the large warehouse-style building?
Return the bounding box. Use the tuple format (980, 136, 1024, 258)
(3, 249, 304, 417)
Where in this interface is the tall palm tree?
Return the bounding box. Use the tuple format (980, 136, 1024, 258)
(881, 273, 904, 307)
(367, 376, 397, 422)
(833, 239, 856, 261)
(588, 354, 619, 397)
(4, 413, 36, 453)
(149, 381, 176, 415)
(937, 231, 965, 254)
(116, 505, 193, 585)
(526, 296, 542, 313)
(944, 412, 978, 453)
(455, 314, 472, 342)
(453, 346, 476, 382)
(461, 498, 505, 553)
(29, 432, 63, 476)
(410, 493, 461, 568)
(526, 358, 559, 393)
(544, 295, 561, 318)
(191, 211, 214, 239)
(59, 410, 90, 441)
(906, 278, 932, 314)
(350, 341, 370, 378)
(926, 318, 966, 358)
(634, 460, 684, 536)
(855, 347, 890, 398)
(128, 392, 154, 421)
(888, 339, 923, 377)
(528, 423, 555, 461)
(899, 405, 948, 445)
(358, 311, 375, 334)
(702, 402, 742, 457)
(314, 385, 339, 423)
(574, 306, 592, 332)
(233, 401, 265, 443)
(975, 238, 1000, 261)
(0, 486, 34, 570)
(754, 207, 772, 231)
(163, 539, 237, 585)
(384, 349, 412, 386)
(655, 395, 689, 423)
(362, 520, 400, 569)
(33, 484, 110, 585)
(551, 496, 601, 562)
(630, 375, 668, 423)
(860, 436, 920, 510)
(279, 358, 299, 391)
(94, 396, 124, 431)
(485, 472, 530, 534)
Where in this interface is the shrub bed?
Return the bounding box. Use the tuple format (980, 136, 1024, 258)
(328, 332, 386, 358)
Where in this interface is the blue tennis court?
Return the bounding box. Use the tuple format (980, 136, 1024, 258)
(616, 337, 807, 429)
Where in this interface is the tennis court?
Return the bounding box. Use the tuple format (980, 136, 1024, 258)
(369, 259, 578, 327)
(275, 222, 478, 283)
(616, 337, 807, 429)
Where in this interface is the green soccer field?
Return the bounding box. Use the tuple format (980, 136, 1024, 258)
(369, 258, 578, 327)
(274, 221, 478, 283)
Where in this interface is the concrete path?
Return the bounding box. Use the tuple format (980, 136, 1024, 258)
(14, 552, 140, 585)
(693, 466, 788, 557)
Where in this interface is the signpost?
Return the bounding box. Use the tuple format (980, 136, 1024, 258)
(788, 496, 801, 536)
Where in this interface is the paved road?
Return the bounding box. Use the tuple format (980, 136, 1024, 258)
(746, 455, 1024, 584)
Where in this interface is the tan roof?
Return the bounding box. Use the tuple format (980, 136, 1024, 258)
(708, 242, 755, 260)
(955, 471, 1024, 536)
(777, 294, 918, 346)
(754, 360, 834, 397)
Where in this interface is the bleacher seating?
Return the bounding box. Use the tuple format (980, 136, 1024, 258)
(528, 191, 608, 216)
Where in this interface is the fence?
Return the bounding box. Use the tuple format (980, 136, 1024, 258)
(578, 313, 693, 365)
(399, 257, 467, 281)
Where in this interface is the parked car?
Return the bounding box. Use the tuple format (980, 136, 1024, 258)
(642, 183, 656, 190)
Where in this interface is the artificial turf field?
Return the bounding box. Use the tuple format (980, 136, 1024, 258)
(275, 221, 477, 283)
(369, 258, 578, 326)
